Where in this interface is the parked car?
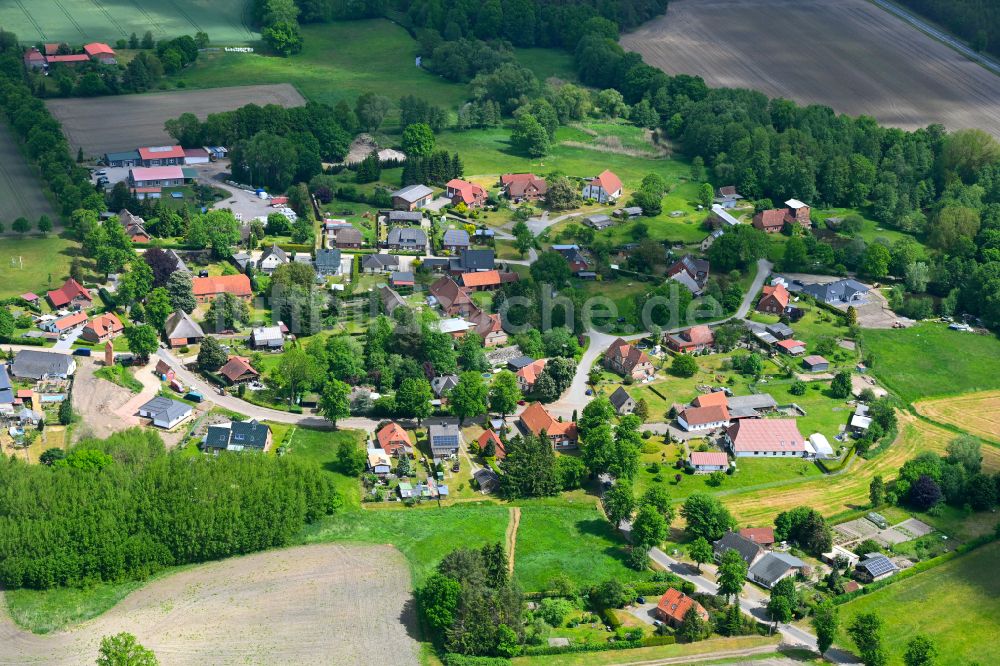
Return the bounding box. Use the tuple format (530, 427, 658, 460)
(72, 348, 91, 356)
(94, 169, 107, 176)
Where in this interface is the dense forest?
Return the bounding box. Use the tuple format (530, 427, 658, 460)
(0, 429, 339, 590)
(897, 0, 1000, 58)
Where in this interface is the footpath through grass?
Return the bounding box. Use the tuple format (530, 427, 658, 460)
(838, 541, 1000, 666)
(861, 323, 1000, 402)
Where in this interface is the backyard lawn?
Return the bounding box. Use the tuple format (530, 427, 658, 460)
(286, 427, 366, 508)
(512, 499, 645, 592)
(861, 323, 1000, 402)
(838, 541, 1000, 666)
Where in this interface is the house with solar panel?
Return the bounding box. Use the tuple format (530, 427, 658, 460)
(855, 552, 899, 582)
(428, 424, 463, 461)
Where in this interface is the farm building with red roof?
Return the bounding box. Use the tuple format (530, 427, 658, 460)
(46, 278, 92, 309)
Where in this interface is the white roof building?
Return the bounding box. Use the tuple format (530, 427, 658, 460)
(807, 433, 835, 458)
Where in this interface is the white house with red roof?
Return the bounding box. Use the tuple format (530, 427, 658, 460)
(689, 451, 730, 473)
(138, 145, 186, 167)
(582, 169, 623, 203)
(725, 419, 806, 458)
(83, 42, 116, 64)
(46, 278, 92, 310)
(678, 404, 730, 432)
(446, 179, 487, 208)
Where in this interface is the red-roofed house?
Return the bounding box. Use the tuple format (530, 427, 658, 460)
(582, 170, 623, 203)
(47, 278, 92, 310)
(446, 179, 487, 208)
(43, 311, 88, 334)
(500, 173, 547, 202)
(478, 429, 506, 459)
(471, 308, 507, 347)
(604, 338, 654, 380)
(83, 42, 116, 64)
(757, 283, 790, 313)
(516, 359, 547, 392)
(725, 419, 806, 457)
(459, 270, 502, 291)
(689, 451, 730, 473)
(46, 54, 89, 65)
(377, 422, 413, 457)
(678, 404, 730, 432)
(775, 339, 806, 356)
(429, 277, 475, 317)
(752, 209, 787, 233)
(656, 588, 709, 627)
(24, 48, 46, 69)
(20, 292, 39, 304)
(218, 355, 259, 384)
(81, 313, 124, 343)
(665, 325, 714, 353)
(739, 527, 776, 547)
(138, 145, 186, 166)
(518, 402, 577, 447)
(191, 274, 253, 303)
(692, 391, 729, 409)
(130, 166, 186, 187)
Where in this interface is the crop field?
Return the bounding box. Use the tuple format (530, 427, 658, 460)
(1, 543, 419, 665)
(621, 0, 1000, 137)
(915, 391, 1000, 442)
(860, 323, 1000, 403)
(0, 0, 255, 45)
(46, 84, 305, 155)
(838, 541, 1000, 665)
(0, 123, 55, 222)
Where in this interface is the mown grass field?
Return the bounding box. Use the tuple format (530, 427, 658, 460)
(914, 391, 1000, 442)
(512, 499, 640, 592)
(512, 635, 782, 666)
(0, 234, 77, 300)
(861, 323, 1000, 403)
(0, 0, 255, 44)
(838, 541, 1000, 666)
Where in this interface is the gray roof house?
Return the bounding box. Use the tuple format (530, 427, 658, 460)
(450, 248, 495, 273)
(391, 184, 434, 210)
(386, 227, 427, 251)
(166, 249, 190, 274)
(748, 552, 805, 589)
(713, 531, 764, 567)
(387, 210, 424, 224)
(202, 420, 272, 453)
(258, 244, 289, 274)
(473, 467, 501, 494)
(232, 251, 254, 272)
(584, 214, 613, 230)
(251, 325, 284, 349)
(138, 396, 192, 429)
(431, 374, 460, 397)
(164, 310, 205, 345)
(726, 393, 778, 418)
(315, 249, 342, 276)
(766, 323, 794, 339)
(429, 423, 462, 460)
(442, 228, 470, 250)
(802, 279, 869, 306)
(609, 386, 636, 415)
(379, 285, 406, 314)
(362, 253, 400, 272)
(11, 350, 76, 379)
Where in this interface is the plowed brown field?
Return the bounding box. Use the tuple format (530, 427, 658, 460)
(622, 0, 1000, 136)
(0, 543, 419, 666)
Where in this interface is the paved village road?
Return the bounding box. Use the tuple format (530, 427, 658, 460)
(546, 258, 773, 419)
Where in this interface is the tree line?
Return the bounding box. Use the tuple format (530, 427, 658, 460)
(897, 0, 1000, 57)
(0, 428, 340, 590)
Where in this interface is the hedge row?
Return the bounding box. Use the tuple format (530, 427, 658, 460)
(522, 635, 676, 657)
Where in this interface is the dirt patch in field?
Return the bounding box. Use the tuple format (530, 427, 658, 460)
(915, 391, 1000, 441)
(46, 84, 306, 156)
(622, 0, 1000, 137)
(70, 359, 135, 442)
(0, 543, 419, 665)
